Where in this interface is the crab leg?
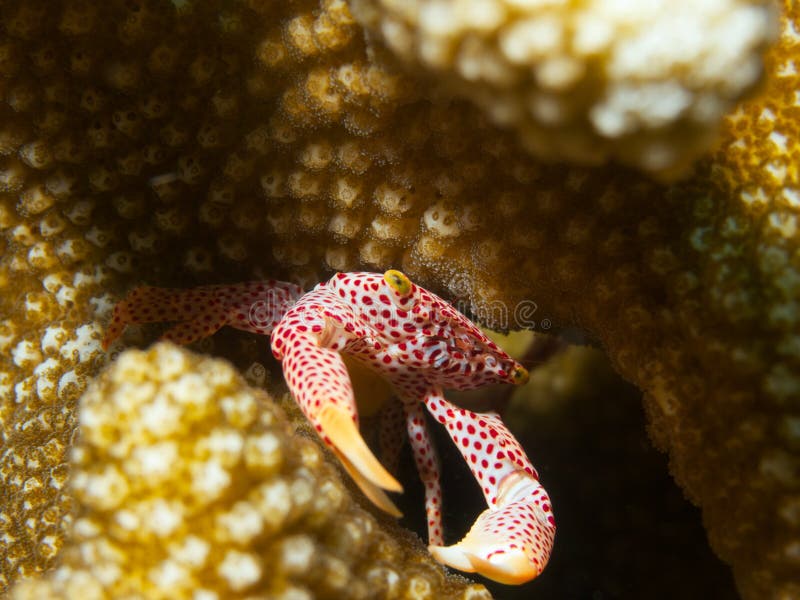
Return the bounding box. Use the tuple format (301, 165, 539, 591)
(402, 401, 444, 546)
(271, 296, 403, 517)
(102, 280, 303, 350)
(386, 377, 446, 547)
(377, 400, 405, 477)
(423, 389, 555, 585)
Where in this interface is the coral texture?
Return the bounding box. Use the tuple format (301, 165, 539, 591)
(350, 0, 777, 175)
(0, 0, 797, 598)
(9, 343, 491, 599)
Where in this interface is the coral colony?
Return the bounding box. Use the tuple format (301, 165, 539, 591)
(0, 1, 796, 598)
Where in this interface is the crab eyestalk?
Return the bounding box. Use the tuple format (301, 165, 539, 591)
(511, 364, 530, 385)
(383, 269, 418, 309)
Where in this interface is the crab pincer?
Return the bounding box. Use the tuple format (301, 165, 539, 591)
(423, 393, 555, 584)
(270, 291, 404, 516)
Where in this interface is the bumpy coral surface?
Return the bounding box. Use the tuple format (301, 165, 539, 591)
(0, 0, 797, 598)
(350, 0, 777, 175)
(9, 343, 491, 599)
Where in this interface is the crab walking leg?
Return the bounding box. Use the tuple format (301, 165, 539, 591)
(378, 400, 405, 477)
(423, 390, 555, 585)
(102, 280, 303, 349)
(402, 400, 444, 547)
(271, 306, 403, 517)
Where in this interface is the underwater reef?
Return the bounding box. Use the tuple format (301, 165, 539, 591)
(0, 0, 798, 598)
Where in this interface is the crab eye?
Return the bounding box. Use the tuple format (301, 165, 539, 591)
(383, 269, 412, 296)
(511, 365, 529, 385)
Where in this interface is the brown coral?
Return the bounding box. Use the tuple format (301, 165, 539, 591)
(9, 343, 491, 599)
(0, 0, 798, 598)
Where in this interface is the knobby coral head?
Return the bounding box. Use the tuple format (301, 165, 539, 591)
(10, 343, 495, 600)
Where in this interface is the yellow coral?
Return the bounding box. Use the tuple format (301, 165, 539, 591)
(350, 0, 777, 175)
(0, 0, 798, 598)
(9, 343, 490, 599)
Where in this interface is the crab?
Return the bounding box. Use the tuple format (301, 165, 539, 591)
(102, 270, 556, 584)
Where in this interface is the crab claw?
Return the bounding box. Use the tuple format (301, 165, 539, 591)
(319, 404, 404, 517)
(272, 310, 403, 517)
(423, 392, 555, 583)
(429, 470, 555, 584)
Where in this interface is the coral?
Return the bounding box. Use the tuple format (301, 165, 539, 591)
(8, 343, 490, 599)
(0, 0, 798, 598)
(350, 0, 777, 175)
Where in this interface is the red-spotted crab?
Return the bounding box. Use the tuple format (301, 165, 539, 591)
(102, 270, 555, 584)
